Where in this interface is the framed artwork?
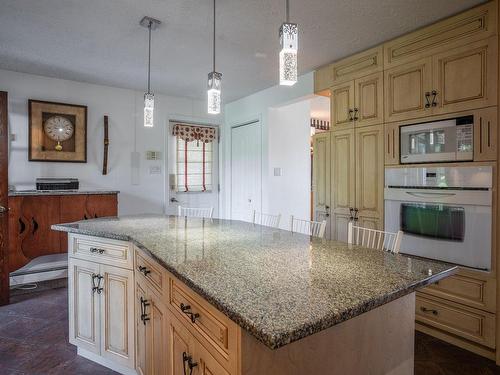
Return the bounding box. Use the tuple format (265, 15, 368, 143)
(28, 100, 87, 162)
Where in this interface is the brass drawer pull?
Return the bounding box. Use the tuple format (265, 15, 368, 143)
(180, 302, 200, 323)
(421, 306, 438, 316)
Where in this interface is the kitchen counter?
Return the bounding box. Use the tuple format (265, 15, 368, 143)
(9, 189, 119, 196)
(53, 215, 456, 350)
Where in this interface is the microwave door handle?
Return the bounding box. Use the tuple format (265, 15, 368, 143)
(406, 192, 457, 199)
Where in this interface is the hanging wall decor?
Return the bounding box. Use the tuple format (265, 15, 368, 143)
(28, 100, 87, 162)
(102, 115, 109, 175)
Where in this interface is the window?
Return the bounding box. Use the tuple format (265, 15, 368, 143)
(173, 123, 216, 192)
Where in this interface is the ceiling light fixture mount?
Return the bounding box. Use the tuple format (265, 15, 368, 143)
(140, 16, 161, 127)
(279, 0, 298, 86)
(207, 0, 222, 115)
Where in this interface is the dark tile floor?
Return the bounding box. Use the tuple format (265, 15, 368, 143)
(1, 287, 500, 374)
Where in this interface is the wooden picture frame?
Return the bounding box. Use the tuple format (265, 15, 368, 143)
(28, 99, 87, 162)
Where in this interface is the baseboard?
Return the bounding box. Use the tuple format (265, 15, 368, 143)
(415, 322, 496, 361)
(77, 347, 137, 375)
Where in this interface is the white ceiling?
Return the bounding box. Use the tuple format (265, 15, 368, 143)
(0, 0, 485, 103)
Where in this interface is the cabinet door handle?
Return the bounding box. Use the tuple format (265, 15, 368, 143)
(138, 265, 151, 276)
(31, 217, 39, 235)
(348, 109, 354, 121)
(182, 352, 198, 375)
(420, 307, 438, 316)
(353, 108, 359, 121)
(140, 297, 150, 325)
(91, 274, 103, 294)
(487, 120, 491, 148)
(431, 90, 438, 107)
(424, 92, 431, 108)
(180, 303, 200, 323)
(89, 247, 105, 254)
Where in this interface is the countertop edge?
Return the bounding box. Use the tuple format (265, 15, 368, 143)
(10, 190, 120, 197)
(52, 224, 458, 350)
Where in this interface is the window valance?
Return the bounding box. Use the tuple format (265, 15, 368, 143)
(172, 124, 216, 143)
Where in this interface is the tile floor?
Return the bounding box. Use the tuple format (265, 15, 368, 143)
(0, 286, 499, 374)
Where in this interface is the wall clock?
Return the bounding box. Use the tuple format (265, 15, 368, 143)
(43, 115, 75, 151)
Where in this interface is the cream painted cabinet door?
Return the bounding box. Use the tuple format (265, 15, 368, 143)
(168, 315, 196, 375)
(474, 107, 497, 162)
(136, 282, 148, 375)
(384, 122, 400, 165)
(432, 37, 498, 115)
(100, 264, 135, 368)
(330, 129, 355, 242)
(355, 124, 384, 230)
(312, 132, 331, 237)
(385, 57, 433, 122)
(331, 81, 355, 128)
(68, 258, 100, 354)
(354, 72, 384, 127)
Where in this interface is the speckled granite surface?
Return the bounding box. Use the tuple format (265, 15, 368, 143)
(52, 215, 457, 350)
(9, 190, 119, 196)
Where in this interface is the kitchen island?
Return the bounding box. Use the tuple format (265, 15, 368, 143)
(52, 215, 457, 375)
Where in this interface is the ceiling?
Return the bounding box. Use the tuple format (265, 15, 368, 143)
(0, 0, 486, 103)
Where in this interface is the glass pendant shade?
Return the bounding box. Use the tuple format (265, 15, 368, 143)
(207, 71, 222, 114)
(144, 93, 154, 127)
(279, 22, 298, 86)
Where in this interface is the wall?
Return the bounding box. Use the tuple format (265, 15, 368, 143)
(1, 69, 222, 215)
(222, 72, 315, 219)
(267, 100, 312, 229)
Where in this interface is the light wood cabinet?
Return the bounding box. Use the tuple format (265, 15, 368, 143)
(433, 37, 497, 115)
(474, 106, 498, 161)
(330, 129, 355, 242)
(331, 73, 384, 128)
(384, 122, 399, 165)
(384, 57, 433, 122)
(355, 124, 384, 230)
(312, 133, 331, 231)
(68, 234, 135, 374)
(69, 258, 100, 354)
(330, 81, 355, 127)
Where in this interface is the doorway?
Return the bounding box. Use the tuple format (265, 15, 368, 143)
(230, 120, 262, 222)
(0, 91, 9, 305)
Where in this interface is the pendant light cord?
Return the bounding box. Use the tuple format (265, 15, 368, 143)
(147, 21, 152, 94)
(213, 0, 216, 72)
(285, 0, 289, 23)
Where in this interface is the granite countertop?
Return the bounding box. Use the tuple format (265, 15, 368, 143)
(9, 190, 119, 197)
(52, 215, 457, 350)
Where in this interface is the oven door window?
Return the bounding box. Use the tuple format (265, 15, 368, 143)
(400, 203, 465, 241)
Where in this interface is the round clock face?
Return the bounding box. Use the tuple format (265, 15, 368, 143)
(44, 115, 74, 142)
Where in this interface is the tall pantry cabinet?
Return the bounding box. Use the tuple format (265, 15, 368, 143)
(313, 0, 500, 364)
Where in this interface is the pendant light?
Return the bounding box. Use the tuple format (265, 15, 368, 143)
(140, 16, 161, 127)
(279, 0, 298, 86)
(207, 0, 222, 114)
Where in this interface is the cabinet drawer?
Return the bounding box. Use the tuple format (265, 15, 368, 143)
(422, 272, 495, 312)
(135, 250, 166, 297)
(168, 276, 239, 373)
(70, 234, 132, 269)
(416, 294, 495, 349)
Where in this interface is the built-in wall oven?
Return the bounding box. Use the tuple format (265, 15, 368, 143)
(400, 115, 474, 164)
(384, 166, 492, 270)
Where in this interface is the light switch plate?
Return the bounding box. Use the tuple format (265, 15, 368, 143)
(149, 165, 161, 175)
(274, 167, 282, 177)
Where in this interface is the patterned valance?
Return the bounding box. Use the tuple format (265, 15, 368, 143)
(172, 124, 216, 143)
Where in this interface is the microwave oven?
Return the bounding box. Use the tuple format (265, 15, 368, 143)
(400, 115, 473, 164)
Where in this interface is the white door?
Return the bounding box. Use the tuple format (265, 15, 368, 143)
(166, 122, 220, 217)
(231, 121, 262, 222)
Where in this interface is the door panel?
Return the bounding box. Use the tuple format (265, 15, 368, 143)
(384, 123, 400, 165)
(168, 315, 196, 375)
(69, 258, 100, 354)
(331, 81, 355, 127)
(355, 72, 384, 127)
(330, 129, 355, 241)
(100, 264, 134, 368)
(150, 292, 168, 375)
(230, 122, 262, 222)
(196, 340, 230, 375)
(385, 58, 432, 122)
(433, 37, 497, 115)
(136, 283, 148, 375)
(474, 107, 497, 162)
(0, 91, 7, 305)
(355, 125, 384, 230)
(312, 132, 331, 237)
(86, 194, 118, 219)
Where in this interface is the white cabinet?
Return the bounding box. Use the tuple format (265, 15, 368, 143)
(68, 234, 135, 374)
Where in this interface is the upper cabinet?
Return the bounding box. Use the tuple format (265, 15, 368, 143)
(331, 46, 383, 83)
(330, 81, 355, 127)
